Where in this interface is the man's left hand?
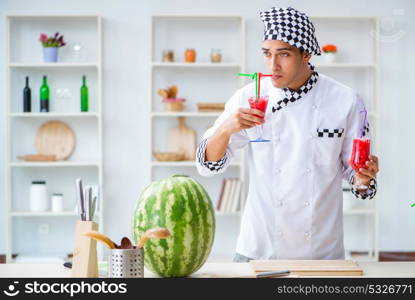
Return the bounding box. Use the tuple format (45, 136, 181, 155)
(354, 155, 379, 187)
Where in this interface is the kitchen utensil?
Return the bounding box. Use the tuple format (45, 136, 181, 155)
(227, 270, 291, 278)
(17, 154, 57, 161)
(84, 187, 91, 221)
(108, 248, 144, 278)
(168, 85, 178, 98)
(158, 88, 169, 98)
(84, 231, 117, 249)
(35, 120, 76, 160)
(120, 237, 133, 249)
(76, 179, 85, 221)
(90, 196, 96, 221)
(168, 117, 196, 161)
(250, 260, 363, 276)
(137, 228, 170, 249)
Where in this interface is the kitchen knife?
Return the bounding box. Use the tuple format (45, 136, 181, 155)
(226, 270, 291, 278)
(75, 178, 85, 221)
(84, 187, 91, 221)
(88, 186, 93, 221)
(255, 270, 290, 278)
(91, 196, 97, 221)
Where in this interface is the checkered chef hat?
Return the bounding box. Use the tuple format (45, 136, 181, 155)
(259, 7, 321, 56)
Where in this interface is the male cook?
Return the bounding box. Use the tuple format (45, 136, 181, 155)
(196, 7, 379, 262)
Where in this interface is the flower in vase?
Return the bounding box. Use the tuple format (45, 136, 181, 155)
(39, 32, 66, 48)
(322, 44, 337, 53)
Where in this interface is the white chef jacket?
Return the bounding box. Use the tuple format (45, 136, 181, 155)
(196, 73, 377, 260)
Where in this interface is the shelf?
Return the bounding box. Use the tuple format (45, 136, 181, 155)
(153, 14, 243, 19)
(215, 211, 242, 216)
(152, 62, 242, 68)
(10, 161, 100, 167)
(7, 14, 100, 20)
(343, 207, 375, 215)
(10, 211, 102, 217)
(9, 112, 99, 118)
(151, 161, 241, 167)
(315, 63, 376, 68)
(8, 63, 99, 68)
(151, 112, 222, 118)
(10, 211, 79, 217)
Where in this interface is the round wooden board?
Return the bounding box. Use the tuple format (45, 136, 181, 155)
(35, 120, 76, 160)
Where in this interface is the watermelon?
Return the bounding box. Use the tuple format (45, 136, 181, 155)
(132, 175, 215, 277)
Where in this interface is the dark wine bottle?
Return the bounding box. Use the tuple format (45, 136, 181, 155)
(40, 75, 49, 112)
(23, 76, 31, 112)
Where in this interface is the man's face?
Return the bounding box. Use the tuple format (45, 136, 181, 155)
(262, 40, 310, 88)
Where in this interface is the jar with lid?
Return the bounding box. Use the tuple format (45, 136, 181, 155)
(210, 49, 222, 63)
(184, 48, 196, 63)
(51, 193, 64, 212)
(30, 181, 48, 212)
(162, 50, 174, 62)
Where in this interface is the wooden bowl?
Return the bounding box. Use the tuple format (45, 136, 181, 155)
(153, 152, 185, 161)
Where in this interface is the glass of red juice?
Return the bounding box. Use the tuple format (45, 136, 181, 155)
(349, 138, 371, 189)
(247, 96, 270, 143)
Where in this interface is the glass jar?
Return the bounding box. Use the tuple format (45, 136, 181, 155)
(184, 48, 196, 63)
(30, 181, 48, 212)
(210, 49, 222, 63)
(162, 50, 174, 62)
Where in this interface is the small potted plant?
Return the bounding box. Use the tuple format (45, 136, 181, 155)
(39, 32, 66, 63)
(322, 44, 337, 64)
(158, 85, 185, 112)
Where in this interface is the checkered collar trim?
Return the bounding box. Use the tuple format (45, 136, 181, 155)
(272, 63, 319, 113)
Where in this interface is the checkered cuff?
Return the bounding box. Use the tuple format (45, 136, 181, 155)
(349, 173, 377, 200)
(197, 138, 229, 173)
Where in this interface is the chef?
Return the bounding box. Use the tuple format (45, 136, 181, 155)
(196, 6, 379, 261)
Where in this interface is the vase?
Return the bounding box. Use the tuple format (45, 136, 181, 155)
(43, 47, 59, 63)
(324, 52, 336, 64)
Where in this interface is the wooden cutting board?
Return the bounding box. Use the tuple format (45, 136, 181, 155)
(168, 117, 196, 161)
(250, 260, 363, 276)
(35, 120, 76, 161)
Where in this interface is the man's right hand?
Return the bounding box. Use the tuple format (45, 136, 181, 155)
(219, 108, 265, 136)
(204, 108, 264, 162)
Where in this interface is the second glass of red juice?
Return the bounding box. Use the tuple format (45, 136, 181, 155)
(349, 138, 371, 188)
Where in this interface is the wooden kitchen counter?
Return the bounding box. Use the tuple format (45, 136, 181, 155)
(0, 262, 414, 278)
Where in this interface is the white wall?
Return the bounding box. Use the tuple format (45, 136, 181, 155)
(1, 0, 414, 259)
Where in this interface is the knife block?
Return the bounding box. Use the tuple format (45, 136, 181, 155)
(72, 220, 99, 278)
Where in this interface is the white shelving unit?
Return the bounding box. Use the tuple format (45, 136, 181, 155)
(4, 15, 103, 263)
(311, 16, 380, 261)
(149, 15, 245, 259)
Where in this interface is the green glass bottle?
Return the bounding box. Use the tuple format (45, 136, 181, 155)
(80, 75, 88, 112)
(40, 75, 49, 112)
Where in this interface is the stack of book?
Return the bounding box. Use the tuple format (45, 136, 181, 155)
(216, 178, 242, 213)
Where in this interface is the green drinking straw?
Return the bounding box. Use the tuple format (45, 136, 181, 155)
(238, 72, 259, 101)
(238, 72, 273, 101)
